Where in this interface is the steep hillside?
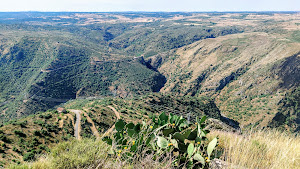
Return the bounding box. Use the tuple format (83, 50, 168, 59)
(268, 86, 300, 132)
(0, 110, 74, 167)
(0, 12, 299, 130)
(108, 24, 243, 56)
(0, 94, 235, 167)
(157, 31, 300, 128)
(0, 12, 249, 124)
(64, 93, 239, 130)
(0, 102, 122, 166)
(1, 11, 300, 168)
(0, 31, 166, 124)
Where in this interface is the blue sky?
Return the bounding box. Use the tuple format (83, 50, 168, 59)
(1, 0, 299, 12)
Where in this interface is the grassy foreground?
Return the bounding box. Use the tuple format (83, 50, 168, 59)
(8, 138, 171, 169)
(209, 130, 300, 169)
(9, 130, 300, 169)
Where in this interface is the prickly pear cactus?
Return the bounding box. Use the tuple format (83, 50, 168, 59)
(103, 112, 220, 168)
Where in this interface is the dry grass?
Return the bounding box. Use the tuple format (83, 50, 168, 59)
(8, 138, 172, 169)
(9, 129, 299, 169)
(209, 130, 300, 169)
(159, 31, 300, 127)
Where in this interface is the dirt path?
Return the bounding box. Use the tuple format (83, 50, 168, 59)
(58, 115, 67, 128)
(82, 110, 100, 138)
(59, 118, 64, 128)
(66, 114, 75, 126)
(68, 106, 121, 139)
(69, 109, 81, 140)
(102, 106, 121, 137)
(107, 105, 120, 119)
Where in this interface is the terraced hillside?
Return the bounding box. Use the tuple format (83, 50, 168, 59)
(0, 110, 74, 167)
(1, 93, 236, 167)
(0, 104, 124, 167)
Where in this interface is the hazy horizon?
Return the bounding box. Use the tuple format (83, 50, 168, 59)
(0, 11, 299, 13)
(1, 0, 299, 12)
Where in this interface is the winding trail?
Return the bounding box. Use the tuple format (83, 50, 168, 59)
(107, 105, 120, 119)
(66, 114, 75, 126)
(68, 106, 121, 139)
(102, 106, 121, 137)
(70, 109, 81, 140)
(82, 110, 101, 138)
(58, 118, 64, 128)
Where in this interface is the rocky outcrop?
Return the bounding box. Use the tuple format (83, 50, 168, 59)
(144, 54, 164, 70)
(209, 159, 228, 169)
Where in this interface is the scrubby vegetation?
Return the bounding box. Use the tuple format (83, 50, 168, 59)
(0, 110, 74, 167)
(1, 94, 231, 167)
(5, 94, 300, 168)
(0, 11, 299, 168)
(1, 12, 299, 129)
(8, 138, 172, 169)
(8, 125, 300, 169)
(65, 93, 238, 129)
(268, 86, 300, 132)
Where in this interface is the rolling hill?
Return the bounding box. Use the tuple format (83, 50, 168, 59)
(0, 11, 299, 168)
(0, 12, 299, 131)
(0, 93, 238, 166)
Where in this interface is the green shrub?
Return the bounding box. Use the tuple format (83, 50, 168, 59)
(44, 114, 53, 119)
(34, 130, 42, 137)
(14, 130, 27, 137)
(12, 146, 18, 152)
(0, 134, 12, 143)
(23, 152, 35, 161)
(34, 120, 45, 126)
(1, 143, 7, 148)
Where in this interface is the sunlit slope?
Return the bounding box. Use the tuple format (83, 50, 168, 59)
(158, 32, 300, 127)
(0, 93, 233, 167)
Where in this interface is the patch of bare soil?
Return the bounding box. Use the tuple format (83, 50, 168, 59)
(83, 109, 100, 138)
(102, 106, 121, 137)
